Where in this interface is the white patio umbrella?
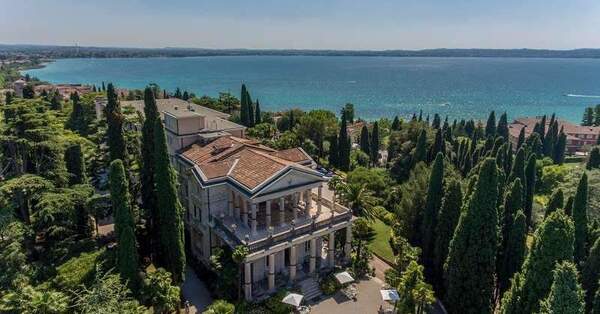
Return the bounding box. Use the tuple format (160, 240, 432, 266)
(380, 289, 400, 301)
(282, 293, 304, 307)
(334, 271, 355, 285)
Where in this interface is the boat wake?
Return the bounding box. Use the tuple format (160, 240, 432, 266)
(565, 94, 600, 98)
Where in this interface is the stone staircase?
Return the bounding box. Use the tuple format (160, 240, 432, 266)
(298, 277, 323, 301)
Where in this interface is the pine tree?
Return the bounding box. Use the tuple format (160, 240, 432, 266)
(587, 147, 600, 170)
(445, 158, 499, 314)
(498, 210, 527, 295)
(413, 129, 427, 165)
(154, 119, 186, 283)
(583, 107, 594, 126)
(498, 112, 509, 140)
(370, 121, 380, 165)
(140, 87, 159, 256)
(517, 127, 526, 150)
(573, 172, 588, 265)
(546, 188, 564, 218)
(525, 154, 537, 227)
(105, 83, 127, 162)
(254, 99, 262, 124)
(338, 112, 351, 171)
(65, 144, 86, 185)
(422, 153, 444, 282)
(392, 116, 401, 130)
(583, 238, 600, 312)
(359, 125, 370, 156)
(538, 261, 585, 314)
(433, 178, 462, 294)
(109, 159, 139, 290)
(485, 111, 497, 138)
(500, 210, 575, 314)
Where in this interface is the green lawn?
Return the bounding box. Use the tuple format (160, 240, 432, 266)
(369, 218, 395, 265)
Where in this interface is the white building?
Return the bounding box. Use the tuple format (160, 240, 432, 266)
(176, 135, 353, 301)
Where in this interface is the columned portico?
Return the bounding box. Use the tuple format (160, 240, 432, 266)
(244, 262, 252, 301)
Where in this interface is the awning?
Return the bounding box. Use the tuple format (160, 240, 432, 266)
(281, 293, 304, 307)
(380, 289, 400, 301)
(334, 271, 355, 285)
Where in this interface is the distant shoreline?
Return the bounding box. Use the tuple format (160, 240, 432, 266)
(4, 44, 600, 59)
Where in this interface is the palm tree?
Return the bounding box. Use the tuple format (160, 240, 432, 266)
(340, 183, 376, 219)
(232, 245, 249, 300)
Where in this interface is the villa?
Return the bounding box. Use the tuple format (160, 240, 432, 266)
(99, 98, 354, 301)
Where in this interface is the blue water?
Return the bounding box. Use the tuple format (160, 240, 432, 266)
(24, 56, 600, 122)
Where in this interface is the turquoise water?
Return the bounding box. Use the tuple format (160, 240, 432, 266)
(24, 56, 600, 122)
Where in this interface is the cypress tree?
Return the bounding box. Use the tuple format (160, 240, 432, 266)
(392, 116, 401, 130)
(154, 119, 186, 283)
(109, 159, 139, 290)
(140, 87, 159, 254)
(328, 134, 339, 168)
(573, 172, 588, 265)
(240, 84, 249, 126)
(546, 188, 564, 218)
(254, 99, 262, 125)
(500, 210, 575, 314)
(583, 238, 600, 312)
(587, 147, 600, 170)
(517, 127, 526, 150)
(508, 147, 526, 195)
(422, 153, 444, 281)
(554, 130, 567, 164)
(525, 154, 537, 227)
(65, 144, 86, 185)
(370, 121, 380, 164)
(565, 196, 574, 217)
(105, 83, 127, 162)
(445, 158, 499, 314)
(433, 178, 462, 294)
(359, 125, 370, 156)
(428, 129, 444, 163)
(338, 111, 351, 171)
(485, 111, 497, 138)
(498, 112, 509, 140)
(498, 210, 527, 295)
(413, 129, 427, 165)
(538, 261, 585, 314)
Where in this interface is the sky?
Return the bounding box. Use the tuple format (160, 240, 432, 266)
(1, 0, 600, 50)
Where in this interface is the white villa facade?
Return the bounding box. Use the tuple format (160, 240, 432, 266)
(175, 136, 353, 301)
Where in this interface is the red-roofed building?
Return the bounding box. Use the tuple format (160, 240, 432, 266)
(508, 116, 600, 154)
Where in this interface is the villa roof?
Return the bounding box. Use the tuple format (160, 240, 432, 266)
(180, 136, 316, 190)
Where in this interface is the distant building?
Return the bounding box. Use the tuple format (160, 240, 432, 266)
(95, 98, 246, 155)
(13, 79, 26, 97)
(34, 84, 92, 99)
(508, 116, 600, 154)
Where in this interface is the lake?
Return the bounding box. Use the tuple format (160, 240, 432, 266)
(24, 56, 600, 122)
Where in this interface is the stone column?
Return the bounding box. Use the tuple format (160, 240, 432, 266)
(289, 245, 297, 282)
(228, 191, 234, 217)
(268, 254, 275, 291)
(266, 200, 272, 228)
(344, 225, 352, 261)
(251, 203, 257, 235)
(309, 238, 316, 274)
(244, 262, 252, 301)
(234, 193, 241, 221)
(279, 197, 285, 226)
(317, 186, 323, 215)
(328, 232, 335, 268)
(241, 198, 248, 226)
